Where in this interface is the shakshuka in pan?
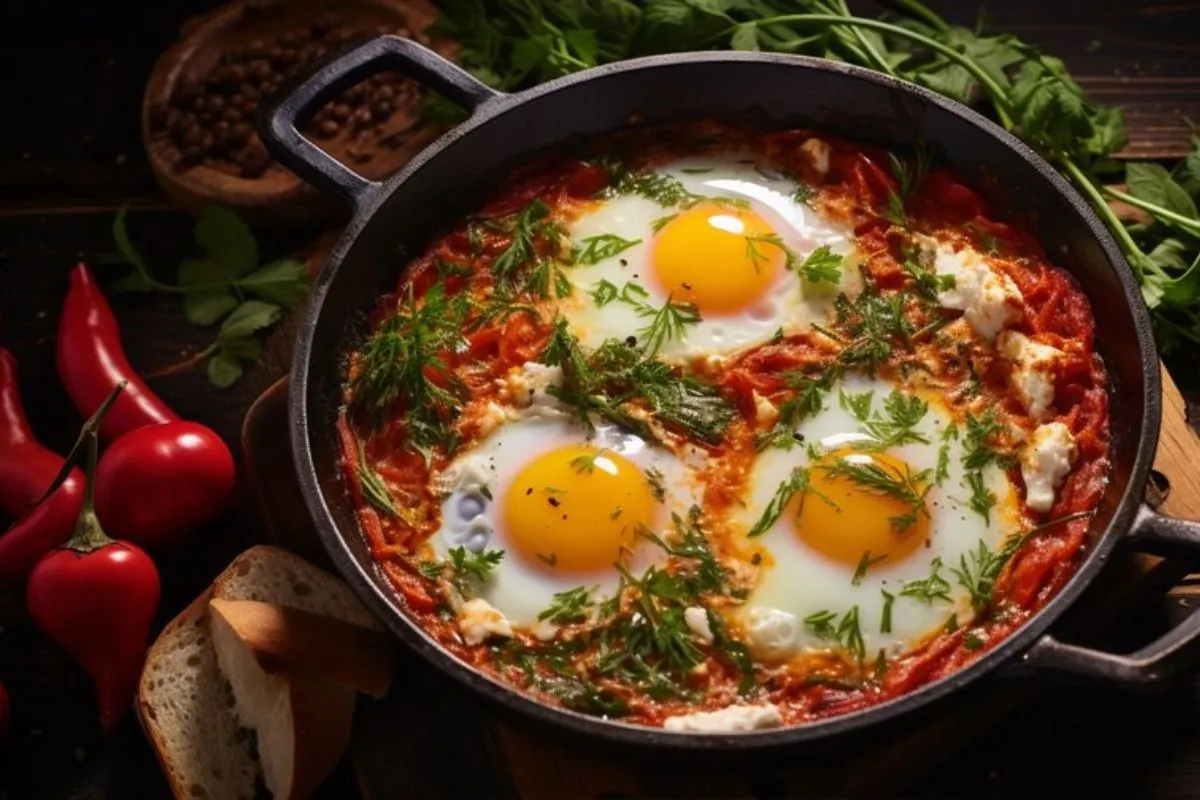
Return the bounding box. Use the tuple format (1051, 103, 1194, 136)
(336, 120, 1108, 733)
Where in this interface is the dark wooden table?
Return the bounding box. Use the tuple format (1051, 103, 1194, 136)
(1, 1, 1199, 798)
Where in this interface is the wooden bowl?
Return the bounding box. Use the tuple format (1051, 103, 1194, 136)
(142, 0, 449, 228)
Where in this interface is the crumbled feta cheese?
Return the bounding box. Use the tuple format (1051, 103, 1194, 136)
(932, 243, 1023, 340)
(1020, 422, 1077, 513)
(531, 619, 558, 642)
(663, 704, 783, 733)
(458, 598, 513, 645)
(475, 401, 509, 439)
(744, 607, 799, 660)
(753, 391, 779, 427)
(684, 607, 714, 644)
(800, 138, 832, 177)
(997, 331, 1064, 419)
(506, 362, 563, 408)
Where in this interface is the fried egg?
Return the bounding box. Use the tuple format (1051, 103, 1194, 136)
(730, 374, 1021, 661)
(432, 415, 698, 627)
(561, 156, 861, 359)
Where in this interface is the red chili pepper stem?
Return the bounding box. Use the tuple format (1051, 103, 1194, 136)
(57, 380, 128, 554)
(30, 380, 128, 510)
(63, 427, 110, 554)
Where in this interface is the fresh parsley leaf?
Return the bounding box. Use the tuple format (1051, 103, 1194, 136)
(805, 606, 865, 660)
(609, 169, 700, 207)
(852, 551, 887, 586)
(489, 199, 560, 288)
(793, 182, 816, 205)
(573, 233, 641, 265)
(350, 283, 468, 448)
(825, 456, 931, 533)
(965, 470, 997, 523)
(651, 213, 678, 234)
(797, 244, 843, 284)
(217, 300, 281, 342)
(540, 320, 732, 444)
(749, 466, 810, 537)
(962, 409, 1008, 470)
(900, 557, 952, 604)
(900, 246, 956, 301)
(194, 204, 258, 279)
(450, 546, 505, 592)
(861, 391, 930, 449)
(569, 449, 607, 475)
(183, 285, 239, 326)
(206, 351, 243, 388)
(745, 233, 798, 273)
(935, 442, 951, 485)
(356, 441, 397, 518)
(636, 294, 701, 356)
(538, 586, 595, 624)
(590, 278, 620, 307)
(839, 389, 874, 422)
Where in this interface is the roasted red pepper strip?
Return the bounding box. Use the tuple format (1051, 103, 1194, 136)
(56, 263, 180, 441)
(0, 348, 85, 581)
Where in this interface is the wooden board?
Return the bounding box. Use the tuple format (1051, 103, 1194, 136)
(239, 364, 1200, 798)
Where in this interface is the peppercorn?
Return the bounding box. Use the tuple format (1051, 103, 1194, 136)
(153, 14, 423, 177)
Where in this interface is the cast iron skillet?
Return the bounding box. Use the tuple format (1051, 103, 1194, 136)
(259, 35, 1200, 749)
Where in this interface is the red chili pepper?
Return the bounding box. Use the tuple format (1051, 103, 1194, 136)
(26, 383, 161, 731)
(94, 421, 236, 547)
(0, 348, 85, 581)
(56, 263, 180, 441)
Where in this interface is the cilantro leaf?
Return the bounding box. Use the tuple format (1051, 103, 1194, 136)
(194, 204, 258, 279)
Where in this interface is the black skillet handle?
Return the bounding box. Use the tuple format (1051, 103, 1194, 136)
(1021, 504, 1200, 685)
(257, 36, 500, 210)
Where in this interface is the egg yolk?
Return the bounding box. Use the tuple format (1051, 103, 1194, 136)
(503, 444, 656, 572)
(792, 448, 931, 567)
(651, 202, 784, 315)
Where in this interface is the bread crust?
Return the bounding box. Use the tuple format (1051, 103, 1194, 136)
(209, 599, 393, 697)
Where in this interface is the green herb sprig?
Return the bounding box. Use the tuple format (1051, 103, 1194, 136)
(110, 205, 309, 387)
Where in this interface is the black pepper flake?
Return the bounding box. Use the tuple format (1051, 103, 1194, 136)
(548, 497, 561, 508)
(619, 258, 628, 266)
(525, 487, 533, 496)
(624, 335, 637, 347)
(682, 282, 693, 290)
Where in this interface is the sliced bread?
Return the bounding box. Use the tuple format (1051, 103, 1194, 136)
(208, 599, 392, 698)
(212, 546, 383, 631)
(210, 600, 356, 800)
(137, 545, 386, 799)
(136, 590, 258, 800)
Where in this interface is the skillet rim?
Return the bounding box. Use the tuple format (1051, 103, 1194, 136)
(289, 49, 1162, 748)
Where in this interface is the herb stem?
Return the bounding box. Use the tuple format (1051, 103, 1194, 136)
(1059, 159, 1162, 278)
(143, 343, 220, 378)
(1101, 186, 1200, 237)
(879, 0, 951, 33)
(708, 14, 1015, 127)
(823, 0, 898, 77)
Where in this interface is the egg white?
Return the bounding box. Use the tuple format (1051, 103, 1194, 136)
(730, 374, 1021, 660)
(560, 156, 861, 360)
(432, 415, 700, 628)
